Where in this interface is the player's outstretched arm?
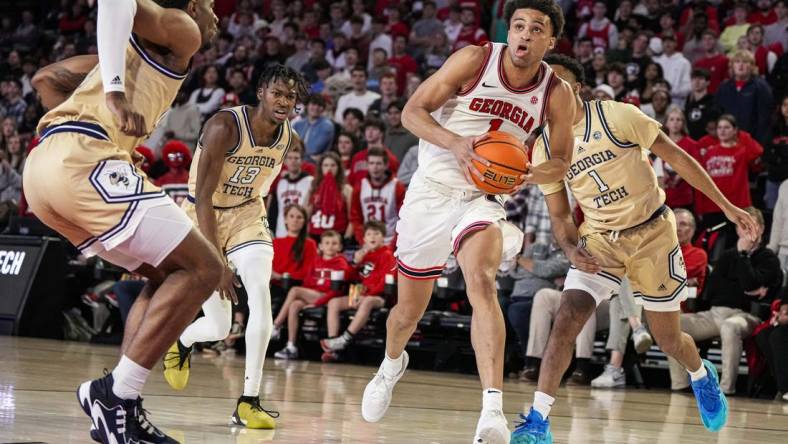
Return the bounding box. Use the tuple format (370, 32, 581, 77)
(544, 189, 601, 273)
(195, 112, 242, 303)
(651, 132, 758, 241)
(32, 55, 98, 110)
(526, 80, 576, 184)
(401, 45, 491, 184)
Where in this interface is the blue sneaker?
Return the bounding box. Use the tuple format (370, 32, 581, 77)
(690, 359, 728, 432)
(511, 408, 553, 444)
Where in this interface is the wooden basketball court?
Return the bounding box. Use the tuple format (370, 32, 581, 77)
(2, 336, 786, 443)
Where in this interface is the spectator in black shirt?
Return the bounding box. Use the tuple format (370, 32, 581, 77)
(685, 68, 721, 140)
(668, 207, 782, 394)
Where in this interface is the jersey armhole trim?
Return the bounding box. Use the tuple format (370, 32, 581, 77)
(220, 109, 243, 156)
(129, 34, 188, 80)
(595, 101, 637, 148)
(278, 120, 294, 165)
(539, 71, 556, 126)
(542, 130, 552, 160)
(457, 42, 493, 97)
(582, 102, 592, 143)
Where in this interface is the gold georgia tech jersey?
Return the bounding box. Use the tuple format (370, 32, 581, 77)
(532, 100, 665, 232)
(188, 105, 293, 209)
(38, 34, 187, 154)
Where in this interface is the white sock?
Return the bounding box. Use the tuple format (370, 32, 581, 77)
(688, 363, 708, 381)
(240, 256, 274, 398)
(180, 291, 232, 348)
(532, 391, 555, 419)
(286, 341, 297, 351)
(382, 352, 404, 377)
(112, 355, 150, 400)
(482, 388, 502, 411)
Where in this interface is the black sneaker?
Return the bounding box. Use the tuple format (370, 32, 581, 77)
(77, 373, 137, 444)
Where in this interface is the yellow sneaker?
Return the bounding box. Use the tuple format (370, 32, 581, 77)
(231, 396, 278, 429)
(163, 340, 192, 390)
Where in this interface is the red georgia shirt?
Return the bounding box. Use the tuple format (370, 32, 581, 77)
(694, 140, 763, 215)
(354, 245, 396, 297)
(272, 236, 318, 281)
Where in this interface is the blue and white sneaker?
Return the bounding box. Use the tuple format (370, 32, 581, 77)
(79, 373, 179, 443)
(510, 408, 553, 444)
(690, 359, 728, 432)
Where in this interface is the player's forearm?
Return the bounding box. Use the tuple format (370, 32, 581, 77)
(550, 216, 580, 257)
(401, 105, 460, 150)
(97, 0, 136, 94)
(195, 203, 224, 260)
(32, 55, 98, 110)
(528, 158, 569, 184)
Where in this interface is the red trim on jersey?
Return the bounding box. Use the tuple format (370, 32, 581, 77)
(498, 54, 547, 94)
(397, 259, 445, 280)
(539, 71, 557, 126)
(457, 42, 493, 97)
(452, 221, 492, 254)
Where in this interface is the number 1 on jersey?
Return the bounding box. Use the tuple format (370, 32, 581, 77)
(587, 170, 610, 192)
(488, 118, 503, 132)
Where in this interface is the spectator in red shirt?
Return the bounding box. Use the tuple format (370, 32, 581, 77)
(388, 35, 419, 96)
(452, 7, 488, 51)
(674, 209, 708, 311)
(694, 30, 729, 93)
(272, 204, 319, 285)
(385, 4, 410, 38)
(307, 152, 354, 240)
(745, 24, 781, 75)
(662, 107, 701, 210)
(349, 118, 400, 186)
(319, 221, 396, 361)
(153, 140, 192, 187)
(58, 2, 87, 35)
(695, 114, 763, 240)
(272, 230, 352, 359)
(349, 148, 406, 246)
(749, 0, 779, 25)
(578, 1, 618, 50)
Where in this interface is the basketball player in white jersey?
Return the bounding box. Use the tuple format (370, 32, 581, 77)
(272, 145, 313, 238)
(26, 1, 218, 443)
(162, 64, 308, 429)
(360, 1, 577, 442)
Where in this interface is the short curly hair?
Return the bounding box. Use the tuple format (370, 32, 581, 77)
(504, 0, 565, 38)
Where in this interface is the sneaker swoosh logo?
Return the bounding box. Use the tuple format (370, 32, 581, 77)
(481, 82, 496, 88)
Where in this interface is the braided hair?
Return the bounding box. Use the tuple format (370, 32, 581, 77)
(256, 64, 309, 103)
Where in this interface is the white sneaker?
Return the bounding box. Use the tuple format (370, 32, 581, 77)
(273, 345, 298, 360)
(270, 326, 281, 342)
(632, 325, 653, 354)
(361, 351, 409, 422)
(472, 409, 510, 444)
(591, 364, 626, 388)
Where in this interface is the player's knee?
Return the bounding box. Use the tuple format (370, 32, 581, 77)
(555, 292, 596, 330)
(463, 269, 496, 296)
(653, 330, 684, 357)
(389, 306, 421, 329)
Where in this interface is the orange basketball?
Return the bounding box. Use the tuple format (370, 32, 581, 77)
(470, 131, 530, 194)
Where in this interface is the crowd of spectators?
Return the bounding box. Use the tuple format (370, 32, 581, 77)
(2, 0, 788, 398)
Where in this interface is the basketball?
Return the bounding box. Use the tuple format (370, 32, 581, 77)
(470, 131, 530, 194)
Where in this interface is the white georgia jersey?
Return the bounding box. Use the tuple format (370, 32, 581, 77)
(274, 173, 313, 238)
(414, 42, 556, 190)
(358, 176, 403, 244)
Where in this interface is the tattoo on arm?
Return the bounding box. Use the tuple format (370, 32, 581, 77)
(48, 67, 89, 94)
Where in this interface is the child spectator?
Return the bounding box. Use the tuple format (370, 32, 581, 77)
(320, 220, 396, 361)
(272, 230, 352, 359)
(272, 204, 319, 286)
(307, 152, 353, 240)
(349, 148, 406, 246)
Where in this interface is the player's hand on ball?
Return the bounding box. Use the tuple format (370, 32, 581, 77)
(218, 265, 242, 305)
(450, 134, 490, 185)
(724, 205, 759, 242)
(106, 91, 147, 137)
(568, 246, 601, 274)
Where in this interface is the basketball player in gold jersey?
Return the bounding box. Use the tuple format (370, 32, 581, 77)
(24, 1, 218, 443)
(511, 54, 757, 443)
(162, 64, 307, 429)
